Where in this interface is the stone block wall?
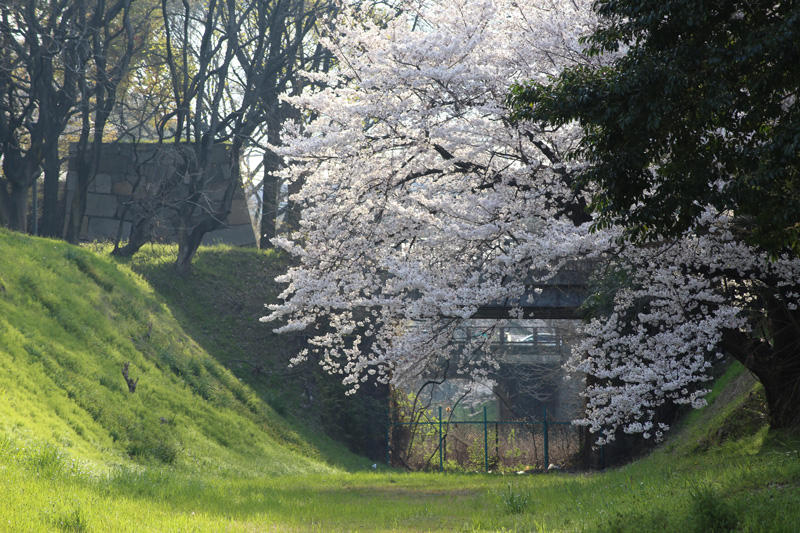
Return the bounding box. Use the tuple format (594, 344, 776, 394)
(65, 143, 256, 246)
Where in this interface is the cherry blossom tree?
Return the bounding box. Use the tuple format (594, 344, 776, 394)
(569, 208, 800, 443)
(264, 0, 604, 392)
(265, 0, 800, 445)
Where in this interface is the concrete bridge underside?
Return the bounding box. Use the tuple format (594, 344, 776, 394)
(472, 263, 592, 319)
(472, 284, 587, 319)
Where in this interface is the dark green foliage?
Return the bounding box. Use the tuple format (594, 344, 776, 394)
(509, 0, 800, 255)
(314, 371, 389, 459)
(580, 262, 632, 319)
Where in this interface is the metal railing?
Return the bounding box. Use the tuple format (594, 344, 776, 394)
(387, 405, 574, 472)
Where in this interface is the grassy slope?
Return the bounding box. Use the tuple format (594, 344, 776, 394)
(107, 242, 325, 423)
(0, 229, 364, 476)
(2, 358, 798, 532)
(99, 242, 387, 461)
(1, 230, 798, 531)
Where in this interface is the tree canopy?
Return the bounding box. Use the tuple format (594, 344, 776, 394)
(265, 0, 602, 393)
(0, 0, 335, 273)
(268, 0, 800, 442)
(508, 0, 800, 256)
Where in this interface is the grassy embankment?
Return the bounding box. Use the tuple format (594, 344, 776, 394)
(0, 230, 798, 531)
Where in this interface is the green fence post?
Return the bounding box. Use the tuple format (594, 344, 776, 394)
(543, 405, 549, 469)
(438, 406, 443, 472)
(483, 405, 488, 473)
(495, 422, 499, 460)
(386, 405, 391, 467)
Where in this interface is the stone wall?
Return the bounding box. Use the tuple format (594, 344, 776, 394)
(65, 143, 256, 246)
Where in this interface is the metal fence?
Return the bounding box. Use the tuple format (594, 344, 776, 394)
(386, 405, 579, 472)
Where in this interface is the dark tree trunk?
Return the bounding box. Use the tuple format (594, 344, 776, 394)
(259, 149, 280, 248)
(8, 182, 29, 232)
(174, 216, 220, 275)
(258, 106, 282, 248)
(0, 148, 39, 232)
(66, 72, 94, 244)
(173, 142, 240, 274)
(284, 173, 304, 233)
(64, 136, 93, 244)
(174, 227, 205, 276)
(722, 298, 800, 429)
(762, 296, 800, 428)
(760, 369, 800, 428)
(40, 136, 62, 237)
(65, 177, 88, 243)
(0, 190, 8, 228)
(111, 217, 152, 258)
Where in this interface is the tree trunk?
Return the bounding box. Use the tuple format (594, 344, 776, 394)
(111, 217, 152, 258)
(8, 182, 29, 232)
(175, 237, 199, 276)
(173, 143, 241, 274)
(259, 111, 282, 248)
(40, 137, 62, 237)
(1, 151, 37, 232)
(0, 184, 11, 228)
(174, 220, 215, 276)
(760, 369, 800, 428)
(64, 177, 87, 243)
(757, 295, 800, 428)
(259, 150, 280, 248)
(284, 172, 304, 234)
(722, 298, 800, 429)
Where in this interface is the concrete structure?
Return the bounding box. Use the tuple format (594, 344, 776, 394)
(65, 143, 256, 246)
(472, 261, 594, 319)
(452, 320, 584, 421)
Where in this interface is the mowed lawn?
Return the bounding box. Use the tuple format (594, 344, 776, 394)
(2, 432, 799, 532)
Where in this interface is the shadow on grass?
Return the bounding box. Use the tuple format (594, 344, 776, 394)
(113, 245, 382, 471)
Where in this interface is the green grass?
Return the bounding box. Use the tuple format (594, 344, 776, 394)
(92, 242, 388, 461)
(96, 242, 308, 420)
(1, 425, 798, 531)
(0, 229, 362, 475)
(1, 230, 799, 531)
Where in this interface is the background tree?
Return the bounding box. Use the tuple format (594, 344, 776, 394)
(63, 0, 149, 243)
(0, 0, 151, 238)
(509, 0, 800, 433)
(255, 13, 335, 248)
(113, 0, 336, 273)
(0, 0, 86, 233)
(508, 0, 800, 255)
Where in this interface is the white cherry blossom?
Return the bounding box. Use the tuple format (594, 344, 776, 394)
(264, 0, 800, 442)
